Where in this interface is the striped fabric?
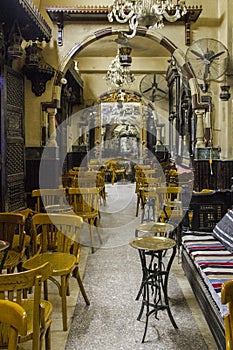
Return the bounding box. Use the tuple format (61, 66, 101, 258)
(213, 209, 233, 252)
(182, 231, 233, 316)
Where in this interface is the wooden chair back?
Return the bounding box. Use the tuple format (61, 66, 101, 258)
(0, 212, 25, 249)
(72, 171, 98, 188)
(221, 280, 233, 350)
(0, 262, 52, 350)
(68, 187, 99, 217)
(0, 300, 27, 350)
(0, 213, 26, 272)
(155, 186, 183, 222)
(31, 213, 83, 257)
(32, 188, 67, 212)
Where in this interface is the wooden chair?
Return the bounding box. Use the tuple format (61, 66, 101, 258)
(155, 186, 183, 223)
(135, 176, 162, 217)
(67, 187, 102, 253)
(0, 262, 52, 350)
(221, 280, 233, 350)
(0, 212, 26, 272)
(0, 300, 27, 350)
(22, 213, 90, 331)
(31, 188, 68, 213)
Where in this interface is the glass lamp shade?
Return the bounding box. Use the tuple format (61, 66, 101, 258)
(119, 46, 132, 66)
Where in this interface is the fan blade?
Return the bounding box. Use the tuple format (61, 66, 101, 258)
(209, 50, 225, 62)
(153, 73, 157, 85)
(190, 49, 204, 60)
(142, 87, 153, 94)
(157, 87, 167, 94)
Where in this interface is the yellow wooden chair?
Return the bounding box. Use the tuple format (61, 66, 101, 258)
(221, 280, 233, 350)
(67, 187, 102, 253)
(22, 213, 90, 331)
(0, 262, 52, 350)
(0, 300, 27, 350)
(0, 212, 26, 273)
(155, 186, 183, 223)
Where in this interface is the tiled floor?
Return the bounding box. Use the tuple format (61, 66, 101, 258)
(23, 182, 218, 349)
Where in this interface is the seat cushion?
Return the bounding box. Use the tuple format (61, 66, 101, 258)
(213, 209, 233, 253)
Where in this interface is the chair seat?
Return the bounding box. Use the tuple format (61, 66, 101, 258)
(20, 299, 52, 341)
(75, 211, 98, 220)
(23, 252, 76, 276)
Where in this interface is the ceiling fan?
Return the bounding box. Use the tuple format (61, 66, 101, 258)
(139, 73, 169, 102)
(185, 38, 229, 92)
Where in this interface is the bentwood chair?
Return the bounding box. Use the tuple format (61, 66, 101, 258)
(0, 262, 52, 350)
(0, 300, 27, 350)
(221, 280, 233, 350)
(22, 213, 90, 331)
(67, 187, 102, 253)
(0, 212, 26, 272)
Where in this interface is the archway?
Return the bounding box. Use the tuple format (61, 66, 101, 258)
(55, 26, 208, 111)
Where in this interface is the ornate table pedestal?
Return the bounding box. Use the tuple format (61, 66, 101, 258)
(130, 235, 178, 343)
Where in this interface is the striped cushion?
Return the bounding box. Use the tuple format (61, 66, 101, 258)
(182, 231, 232, 316)
(213, 209, 233, 252)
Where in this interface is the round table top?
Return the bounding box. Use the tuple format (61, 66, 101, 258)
(129, 236, 176, 251)
(136, 222, 174, 234)
(0, 240, 10, 251)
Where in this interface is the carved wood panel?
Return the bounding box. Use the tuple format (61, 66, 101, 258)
(0, 65, 25, 211)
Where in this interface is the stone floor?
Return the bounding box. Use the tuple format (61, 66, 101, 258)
(23, 182, 218, 349)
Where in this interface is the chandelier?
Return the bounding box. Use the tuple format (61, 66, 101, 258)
(104, 47, 135, 89)
(108, 0, 187, 38)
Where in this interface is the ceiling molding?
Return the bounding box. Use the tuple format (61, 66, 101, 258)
(46, 5, 202, 46)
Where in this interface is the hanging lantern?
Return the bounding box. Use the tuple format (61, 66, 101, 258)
(7, 20, 23, 59)
(25, 41, 42, 67)
(119, 46, 132, 66)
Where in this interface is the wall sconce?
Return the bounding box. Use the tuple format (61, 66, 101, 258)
(23, 41, 54, 96)
(7, 20, 23, 59)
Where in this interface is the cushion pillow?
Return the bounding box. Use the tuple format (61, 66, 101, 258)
(213, 209, 233, 252)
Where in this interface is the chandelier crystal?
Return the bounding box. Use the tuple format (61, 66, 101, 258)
(104, 48, 135, 89)
(108, 0, 187, 38)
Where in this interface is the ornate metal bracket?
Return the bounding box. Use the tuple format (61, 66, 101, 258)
(23, 64, 54, 96)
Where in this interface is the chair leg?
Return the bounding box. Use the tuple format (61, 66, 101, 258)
(95, 218, 102, 245)
(89, 220, 95, 253)
(61, 275, 68, 331)
(44, 321, 52, 350)
(136, 195, 140, 217)
(73, 266, 90, 305)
